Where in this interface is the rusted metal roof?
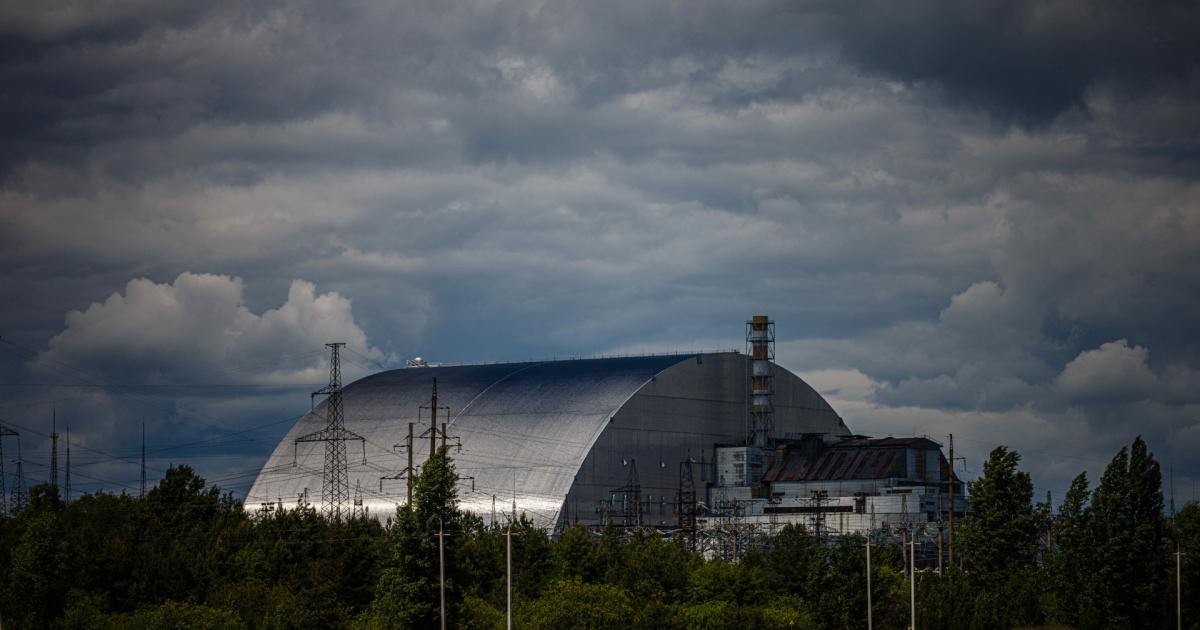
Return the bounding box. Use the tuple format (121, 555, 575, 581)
(763, 436, 941, 482)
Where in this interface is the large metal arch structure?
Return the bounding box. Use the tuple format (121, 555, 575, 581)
(247, 352, 850, 529)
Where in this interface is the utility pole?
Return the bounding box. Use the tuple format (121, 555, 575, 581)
(937, 522, 943, 575)
(910, 535, 917, 630)
(352, 480, 366, 519)
(947, 433, 955, 569)
(438, 517, 446, 630)
(0, 423, 16, 516)
(678, 456, 697, 552)
(64, 424, 71, 502)
(380, 422, 414, 505)
(49, 409, 58, 488)
(810, 490, 828, 540)
(1177, 543, 1184, 630)
(506, 494, 516, 628)
(140, 422, 146, 499)
(407, 423, 414, 505)
(866, 536, 874, 630)
(11, 436, 26, 513)
(429, 378, 438, 464)
(611, 458, 641, 528)
(295, 343, 366, 522)
(506, 514, 513, 630)
(1046, 490, 1053, 552)
(1170, 466, 1176, 517)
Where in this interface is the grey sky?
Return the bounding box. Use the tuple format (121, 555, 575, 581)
(1, 0, 1198, 505)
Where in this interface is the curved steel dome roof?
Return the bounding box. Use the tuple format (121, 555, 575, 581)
(247, 353, 848, 528)
(248, 355, 698, 522)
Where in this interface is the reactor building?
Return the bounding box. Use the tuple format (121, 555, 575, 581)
(247, 317, 964, 540)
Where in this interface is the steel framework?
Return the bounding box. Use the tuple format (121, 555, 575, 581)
(0, 423, 16, 516)
(295, 343, 366, 522)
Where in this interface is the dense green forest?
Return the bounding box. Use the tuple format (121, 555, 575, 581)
(1, 436, 1196, 629)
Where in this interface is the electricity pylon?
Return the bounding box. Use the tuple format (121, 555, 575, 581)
(50, 409, 58, 488)
(678, 455, 697, 551)
(295, 343, 365, 522)
(11, 435, 26, 513)
(0, 423, 16, 516)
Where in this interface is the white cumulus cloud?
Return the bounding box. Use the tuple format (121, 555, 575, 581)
(1055, 339, 1159, 402)
(34, 272, 388, 385)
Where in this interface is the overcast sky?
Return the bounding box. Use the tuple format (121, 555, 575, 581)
(1, 0, 1198, 508)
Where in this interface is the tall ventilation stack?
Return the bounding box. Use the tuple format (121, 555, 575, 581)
(746, 315, 775, 448)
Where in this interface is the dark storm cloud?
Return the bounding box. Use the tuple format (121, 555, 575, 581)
(831, 0, 1200, 124)
(1, 0, 1198, 502)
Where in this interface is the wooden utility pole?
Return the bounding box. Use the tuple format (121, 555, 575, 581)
(910, 536, 917, 630)
(947, 433, 955, 568)
(937, 524, 943, 575)
(441, 422, 447, 451)
(506, 519, 513, 630)
(438, 517, 446, 630)
(1178, 543, 1184, 630)
(507, 492, 516, 630)
(866, 536, 874, 630)
(1046, 490, 1053, 551)
(428, 378, 438, 463)
(406, 423, 414, 506)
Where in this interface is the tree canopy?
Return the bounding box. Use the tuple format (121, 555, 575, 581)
(0, 439, 1192, 630)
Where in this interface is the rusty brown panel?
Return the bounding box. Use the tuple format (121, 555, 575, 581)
(888, 451, 905, 477)
(824, 451, 849, 480)
(874, 451, 895, 478)
(860, 450, 882, 479)
(834, 451, 854, 479)
(850, 450, 872, 479)
(808, 453, 832, 480)
(820, 452, 839, 480)
(788, 456, 807, 481)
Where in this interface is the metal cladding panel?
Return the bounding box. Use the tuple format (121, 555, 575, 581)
(246, 355, 693, 528)
(249, 352, 852, 530)
(764, 447, 909, 483)
(570, 353, 851, 529)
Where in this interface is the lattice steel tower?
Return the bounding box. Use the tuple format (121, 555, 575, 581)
(0, 423, 16, 516)
(746, 315, 775, 448)
(678, 455, 697, 551)
(50, 409, 59, 488)
(140, 422, 146, 499)
(11, 435, 26, 513)
(295, 343, 365, 522)
(64, 424, 71, 502)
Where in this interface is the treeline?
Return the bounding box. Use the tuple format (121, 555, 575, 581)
(0, 437, 1196, 629)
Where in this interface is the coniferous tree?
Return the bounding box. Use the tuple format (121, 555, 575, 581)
(362, 446, 470, 628)
(958, 446, 1036, 584)
(1044, 472, 1093, 626)
(1090, 437, 1168, 629)
(1173, 502, 1200, 630)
